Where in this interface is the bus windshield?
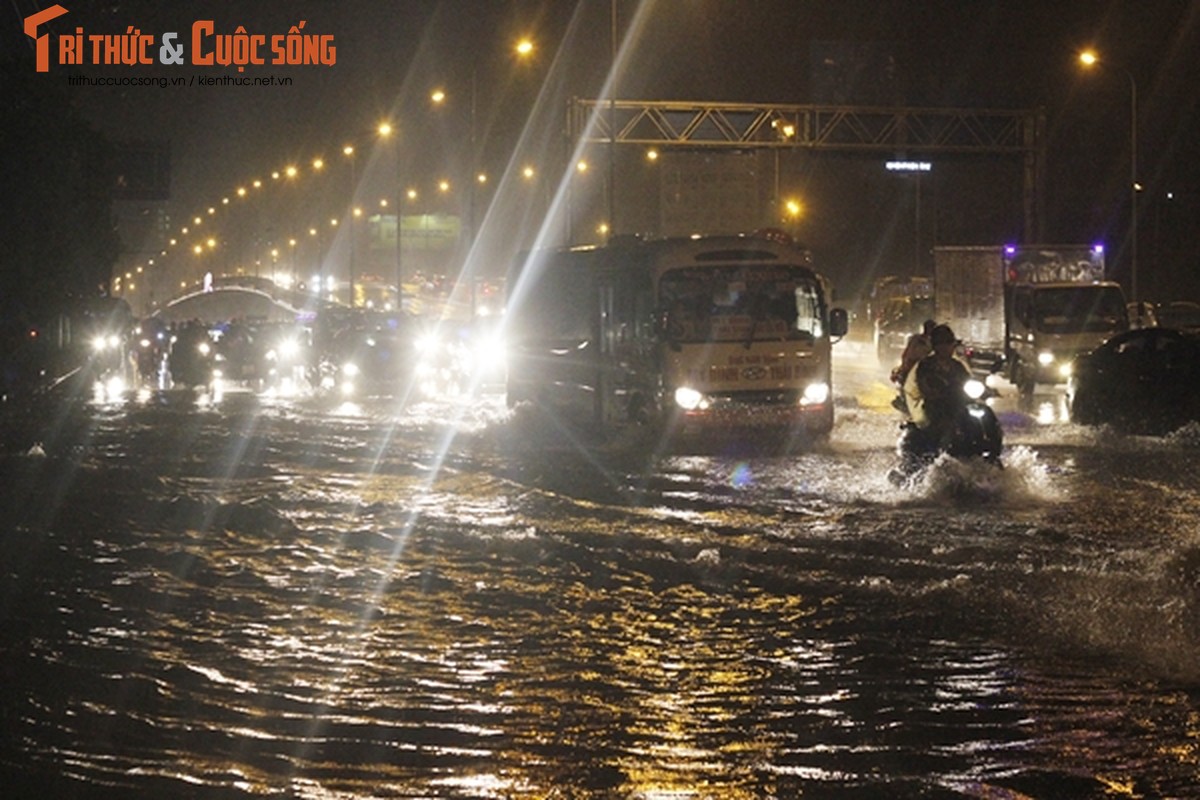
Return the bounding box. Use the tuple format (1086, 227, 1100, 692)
(659, 264, 825, 344)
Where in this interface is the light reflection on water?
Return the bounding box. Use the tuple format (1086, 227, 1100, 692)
(0, 390, 1198, 797)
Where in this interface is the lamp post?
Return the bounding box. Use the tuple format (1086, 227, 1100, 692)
(1079, 50, 1139, 304)
(431, 37, 534, 260)
(343, 144, 357, 306)
(377, 121, 404, 308)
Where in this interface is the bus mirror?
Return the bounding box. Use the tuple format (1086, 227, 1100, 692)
(829, 308, 849, 338)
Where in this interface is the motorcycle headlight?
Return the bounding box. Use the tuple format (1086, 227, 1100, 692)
(277, 338, 300, 359)
(1037, 351, 1055, 366)
(800, 381, 830, 406)
(963, 378, 986, 400)
(1058, 362, 1073, 379)
(197, 341, 211, 357)
(674, 386, 705, 411)
(342, 362, 360, 377)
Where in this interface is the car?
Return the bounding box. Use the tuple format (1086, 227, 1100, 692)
(1067, 327, 1200, 434)
(1153, 301, 1200, 331)
(1127, 301, 1157, 329)
(312, 312, 419, 399)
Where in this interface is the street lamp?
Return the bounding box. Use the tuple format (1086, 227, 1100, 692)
(1079, 49, 1139, 303)
(784, 197, 804, 239)
(377, 121, 404, 307)
(342, 144, 357, 306)
(432, 36, 535, 255)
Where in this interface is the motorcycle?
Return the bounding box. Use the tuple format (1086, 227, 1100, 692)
(890, 377, 1003, 484)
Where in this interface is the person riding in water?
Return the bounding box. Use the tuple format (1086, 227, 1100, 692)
(903, 324, 972, 449)
(891, 318, 936, 413)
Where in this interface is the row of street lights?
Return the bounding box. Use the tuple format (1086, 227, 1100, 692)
(119, 35, 542, 311)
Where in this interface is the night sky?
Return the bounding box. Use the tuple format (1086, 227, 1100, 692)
(8, 0, 1200, 301)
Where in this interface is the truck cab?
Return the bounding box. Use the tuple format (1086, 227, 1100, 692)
(1006, 281, 1128, 395)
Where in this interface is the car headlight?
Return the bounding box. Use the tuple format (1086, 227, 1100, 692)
(674, 386, 705, 411)
(415, 333, 440, 355)
(800, 381, 830, 406)
(963, 378, 986, 400)
(1037, 351, 1055, 366)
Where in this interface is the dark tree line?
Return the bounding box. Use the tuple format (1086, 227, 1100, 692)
(1, 58, 120, 324)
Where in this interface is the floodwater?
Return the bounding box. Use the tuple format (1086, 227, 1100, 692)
(1, 342, 1198, 799)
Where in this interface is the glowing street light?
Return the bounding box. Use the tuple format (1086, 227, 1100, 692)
(432, 36, 536, 257)
(376, 120, 404, 296)
(1079, 48, 1139, 303)
(344, 144, 358, 305)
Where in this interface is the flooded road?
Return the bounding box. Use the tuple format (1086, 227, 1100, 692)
(1, 342, 1198, 798)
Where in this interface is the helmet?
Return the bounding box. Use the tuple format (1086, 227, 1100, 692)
(930, 324, 958, 346)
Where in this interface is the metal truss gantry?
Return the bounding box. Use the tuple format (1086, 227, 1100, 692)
(570, 99, 1046, 239)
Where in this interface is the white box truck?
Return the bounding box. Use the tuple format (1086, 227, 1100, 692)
(933, 244, 1127, 398)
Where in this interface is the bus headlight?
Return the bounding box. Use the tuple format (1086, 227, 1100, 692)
(800, 381, 830, 406)
(674, 386, 705, 411)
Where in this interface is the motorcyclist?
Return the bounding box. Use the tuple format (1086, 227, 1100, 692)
(890, 318, 936, 413)
(903, 323, 972, 449)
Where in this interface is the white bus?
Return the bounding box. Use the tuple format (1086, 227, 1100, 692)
(505, 232, 848, 444)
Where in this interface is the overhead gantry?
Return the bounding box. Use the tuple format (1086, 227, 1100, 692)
(569, 99, 1046, 240)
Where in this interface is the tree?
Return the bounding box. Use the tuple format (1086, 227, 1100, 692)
(0, 59, 120, 322)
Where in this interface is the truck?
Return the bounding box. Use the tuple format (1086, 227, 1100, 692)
(932, 244, 1128, 398)
(870, 275, 934, 367)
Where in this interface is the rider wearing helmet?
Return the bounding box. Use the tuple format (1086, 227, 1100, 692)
(903, 324, 972, 447)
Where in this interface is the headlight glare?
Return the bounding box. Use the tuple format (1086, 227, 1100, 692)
(800, 381, 830, 406)
(674, 386, 704, 411)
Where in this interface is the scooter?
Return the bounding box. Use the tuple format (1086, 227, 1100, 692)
(890, 377, 1003, 483)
